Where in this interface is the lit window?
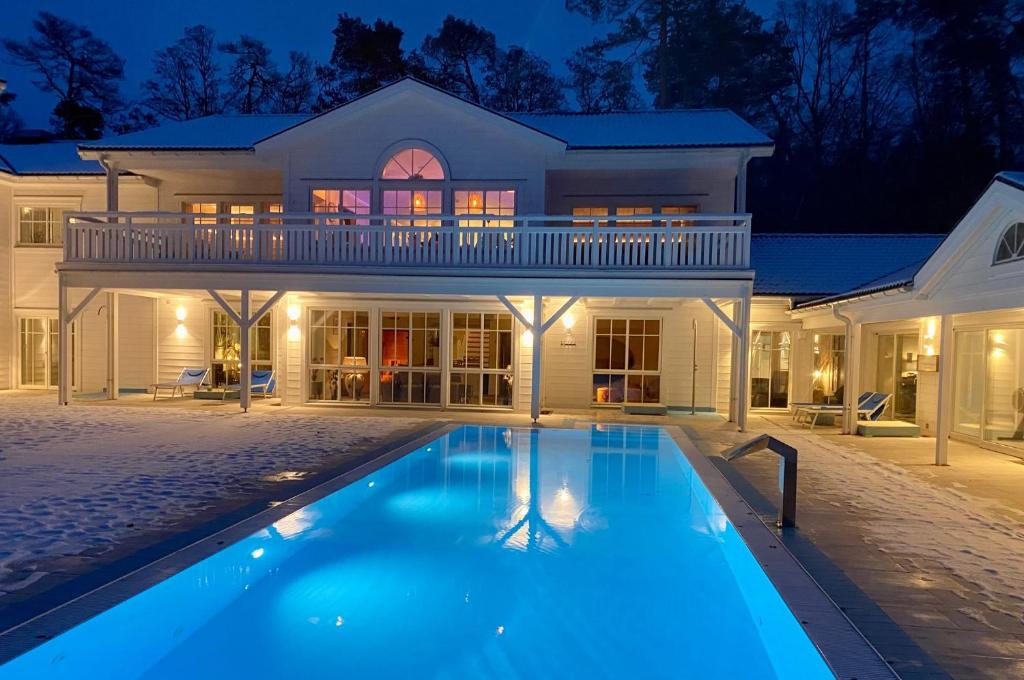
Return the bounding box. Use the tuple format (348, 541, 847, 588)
(661, 205, 697, 227)
(186, 202, 218, 225)
(229, 204, 254, 225)
(454, 190, 515, 227)
(616, 207, 653, 227)
(383, 190, 442, 227)
(572, 207, 609, 226)
(17, 207, 64, 245)
(379, 312, 442, 405)
(308, 309, 370, 403)
(312, 189, 371, 225)
(381, 148, 444, 180)
(593, 318, 661, 404)
(994, 222, 1024, 264)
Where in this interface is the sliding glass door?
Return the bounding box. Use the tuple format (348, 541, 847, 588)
(18, 318, 72, 389)
(750, 330, 790, 409)
(954, 327, 1024, 452)
(875, 333, 919, 421)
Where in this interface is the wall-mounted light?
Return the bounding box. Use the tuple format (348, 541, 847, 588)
(287, 303, 301, 341)
(175, 305, 187, 338)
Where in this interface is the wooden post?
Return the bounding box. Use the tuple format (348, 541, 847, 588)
(843, 322, 863, 434)
(736, 294, 751, 432)
(530, 294, 543, 423)
(106, 291, 119, 399)
(240, 289, 251, 412)
(935, 315, 954, 465)
(58, 275, 70, 405)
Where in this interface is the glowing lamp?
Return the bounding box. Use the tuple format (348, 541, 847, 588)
(287, 304, 300, 321)
(175, 323, 187, 339)
(562, 312, 575, 330)
(175, 306, 187, 322)
(287, 324, 301, 342)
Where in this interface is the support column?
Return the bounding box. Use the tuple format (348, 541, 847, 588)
(735, 295, 751, 432)
(106, 292, 119, 399)
(239, 289, 251, 412)
(934, 315, 954, 465)
(530, 294, 543, 423)
(103, 160, 120, 213)
(58, 276, 70, 405)
(843, 321, 863, 434)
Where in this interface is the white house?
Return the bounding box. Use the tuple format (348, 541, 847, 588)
(1, 78, 1022, 464)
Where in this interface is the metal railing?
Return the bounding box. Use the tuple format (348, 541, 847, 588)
(64, 212, 751, 271)
(722, 434, 798, 528)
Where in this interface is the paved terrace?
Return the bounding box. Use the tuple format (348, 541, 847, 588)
(1, 393, 1022, 679)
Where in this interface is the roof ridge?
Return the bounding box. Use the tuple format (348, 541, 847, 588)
(752, 232, 947, 237)
(514, 108, 735, 117)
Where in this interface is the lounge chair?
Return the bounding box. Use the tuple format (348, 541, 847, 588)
(152, 367, 210, 400)
(226, 369, 276, 399)
(799, 392, 891, 430)
(791, 391, 872, 421)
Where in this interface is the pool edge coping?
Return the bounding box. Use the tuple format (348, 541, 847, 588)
(0, 421, 459, 665)
(667, 426, 899, 680)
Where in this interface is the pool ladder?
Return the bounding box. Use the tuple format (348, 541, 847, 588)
(722, 435, 798, 528)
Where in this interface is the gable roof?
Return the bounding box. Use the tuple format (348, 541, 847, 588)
(79, 77, 772, 153)
(751, 233, 946, 299)
(0, 142, 103, 175)
(510, 110, 772, 149)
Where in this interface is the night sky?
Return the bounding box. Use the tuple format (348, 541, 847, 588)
(3, 0, 777, 128)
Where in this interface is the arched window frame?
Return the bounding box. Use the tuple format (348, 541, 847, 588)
(993, 221, 1024, 265)
(373, 140, 452, 215)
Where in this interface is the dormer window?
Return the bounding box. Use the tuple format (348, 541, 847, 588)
(994, 222, 1024, 264)
(381, 148, 444, 180)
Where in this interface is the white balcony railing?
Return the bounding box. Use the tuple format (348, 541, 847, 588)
(64, 212, 751, 272)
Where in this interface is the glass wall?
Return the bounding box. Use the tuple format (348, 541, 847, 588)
(875, 333, 919, 420)
(379, 312, 442, 405)
(812, 333, 846, 405)
(750, 330, 790, 408)
(211, 311, 273, 387)
(450, 312, 514, 407)
(954, 328, 1024, 451)
(592, 319, 661, 404)
(308, 310, 370, 402)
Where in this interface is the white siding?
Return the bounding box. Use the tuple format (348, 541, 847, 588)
(156, 298, 206, 385)
(0, 183, 11, 389)
(715, 302, 734, 415)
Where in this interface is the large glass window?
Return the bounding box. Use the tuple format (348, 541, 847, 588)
(954, 330, 985, 439)
(572, 207, 609, 226)
(312, 189, 371, 224)
(211, 310, 272, 387)
(750, 330, 791, 409)
(994, 222, 1024, 264)
(450, 312, 514, 407)
(382, 190, 442, 226)
(454, 190, 515, 227)
(381, 148, 444, 180)
(593, 318, 661, 404)
(984, 329, 1024, 449)
(228, 204, 254, 225)
(308, 310, 370, 402)
(615, 206, 653, 227)
(185, 202, 218, 225)
(18, 207, 64, 245)
(379, 312, 442, 405)
(811, 333, 846, 405)
(660, 205, 697, 227)
(19, 318, 73, 389)
(875, 333, 919, 420)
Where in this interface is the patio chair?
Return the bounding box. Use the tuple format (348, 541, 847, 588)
(790, 391, 872, 421)
(800, 392, 890, 430)
(226, 369, 276, 399)
(152, 367, 210, 400)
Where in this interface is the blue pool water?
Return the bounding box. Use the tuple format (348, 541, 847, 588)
(1, 426, 834, 679)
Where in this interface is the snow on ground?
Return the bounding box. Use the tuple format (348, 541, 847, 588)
(0, 393, 422, 594)
(729, 421, 1024, 624)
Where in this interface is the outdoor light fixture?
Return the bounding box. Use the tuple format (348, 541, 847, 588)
(287, 303, 301, 341)
(175, 305, 187, 339)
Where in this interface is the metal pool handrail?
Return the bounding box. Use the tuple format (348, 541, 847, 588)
(721, 434, 798, 528)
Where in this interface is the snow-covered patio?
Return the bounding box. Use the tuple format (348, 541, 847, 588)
(0, 392, 426, 603)
(690, 415, 1024, 680)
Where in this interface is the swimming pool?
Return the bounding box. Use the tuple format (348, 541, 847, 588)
(1, 425, 838, 679)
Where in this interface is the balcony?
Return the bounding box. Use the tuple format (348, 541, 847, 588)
(63, 212, 751, 274)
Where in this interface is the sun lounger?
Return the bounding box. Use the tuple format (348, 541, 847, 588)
(791, 392, 872, 420)
(151, 367, 210, 400)
(226, 369, 276, 399)
(799, 392, 891, 430)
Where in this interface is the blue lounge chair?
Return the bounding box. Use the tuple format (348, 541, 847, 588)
(226, 369, 276, 399)
(800, 392, 891, 430)
(791, 391, 873, 421)
(152, 367, 210, 400)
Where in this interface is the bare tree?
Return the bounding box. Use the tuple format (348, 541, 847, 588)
(143, 25, 223, 121)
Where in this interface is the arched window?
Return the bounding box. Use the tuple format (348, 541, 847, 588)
(380, 148, 445, 180)
(994, 222, 1024, 264)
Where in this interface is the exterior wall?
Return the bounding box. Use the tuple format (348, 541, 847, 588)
(0, 182, 10, 389)
(150, 170, 283, 212)
(262, 94, 552, 214)
(542, 299, 721, 411)
(155, 297, 206, 386)
(545, 167, 737, 215)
